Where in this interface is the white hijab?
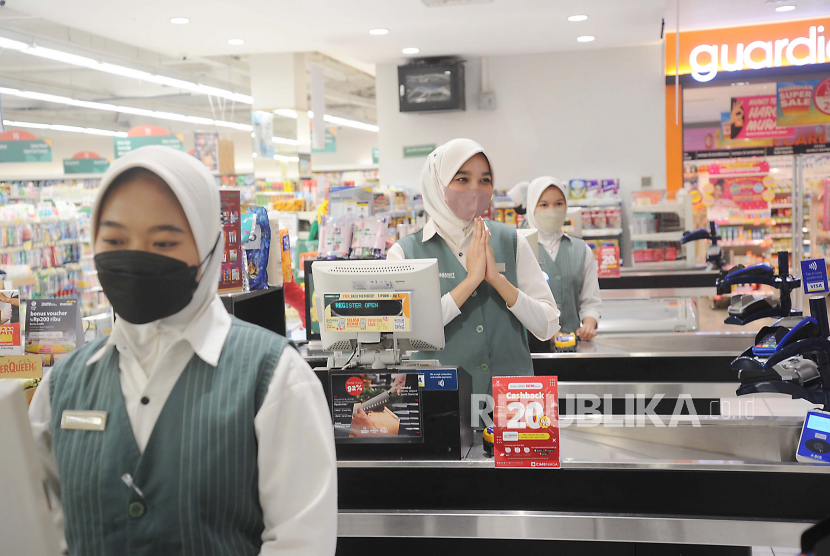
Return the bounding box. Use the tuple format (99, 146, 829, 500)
(526, 176, 568, 244)
(92, 146, 223, 373)
(421, 138, 491, 250)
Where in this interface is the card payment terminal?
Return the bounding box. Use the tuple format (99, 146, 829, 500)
(797, 409, 830, 464)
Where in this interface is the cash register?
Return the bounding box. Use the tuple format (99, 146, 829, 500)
(311, 259, 472, 460)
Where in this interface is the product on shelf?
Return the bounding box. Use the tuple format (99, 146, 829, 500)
(241, 205, 271, 290)
(351, 218, 388, 259)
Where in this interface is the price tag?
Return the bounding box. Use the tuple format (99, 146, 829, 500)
(597, 245, 620, 278)
(492, 376, 560, 468)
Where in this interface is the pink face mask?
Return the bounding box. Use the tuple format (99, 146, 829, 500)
(444, 187, 492, 222)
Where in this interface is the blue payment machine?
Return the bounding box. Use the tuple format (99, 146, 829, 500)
(797, 409, 830, 464)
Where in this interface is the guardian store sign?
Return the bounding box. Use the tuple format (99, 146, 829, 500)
(666, 18, 830, 83)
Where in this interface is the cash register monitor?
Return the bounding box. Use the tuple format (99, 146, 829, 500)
(313, 258, 445, 352)
(0, 380, 61, 556)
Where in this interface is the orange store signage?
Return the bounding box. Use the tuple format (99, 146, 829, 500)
(666, 18, 830, 82)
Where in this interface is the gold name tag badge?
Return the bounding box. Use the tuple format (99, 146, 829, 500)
(61, 410, 108, 431)
(496, 263, 506, 273)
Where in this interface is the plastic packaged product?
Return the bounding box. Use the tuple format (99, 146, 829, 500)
(280, 228, 293, 284)
(601, 179, 620, 198)
(351, 218, 387, 259)
(493, 209, 504, 223)
(317, 215, 354, 259)
(592, 209, 607, 229)
(665, 246, 677, 261)
(606, 208, 621, 229)
(241, 205, 271, 290)
(585, 180, 601, 199)
(569, 180, 587, 200)
(504, 208, 517, 227)
(582, 212, 594, 230)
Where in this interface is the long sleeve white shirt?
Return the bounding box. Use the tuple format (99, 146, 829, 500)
(387, 220, 560, 341)
(538, 232, 602, 323)
(28, 296, 338, 556)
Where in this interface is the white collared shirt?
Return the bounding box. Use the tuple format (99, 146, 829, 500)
(387, 219, 560, 341)
(28, 296, 338, 556)
(538, 231, 602, 323)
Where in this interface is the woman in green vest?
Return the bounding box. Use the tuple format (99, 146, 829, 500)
(387, 139, 560, 396)
(525, 176, 601, 340)
(29, 146, 337, 556)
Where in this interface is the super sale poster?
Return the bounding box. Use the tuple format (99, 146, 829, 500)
(777, 79, 830, 127)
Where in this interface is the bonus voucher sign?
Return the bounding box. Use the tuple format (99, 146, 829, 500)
(493, 376, 560, 468)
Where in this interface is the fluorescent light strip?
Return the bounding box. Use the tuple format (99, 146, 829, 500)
(3, 120, 128, 137)
(0, 36, 253, 104)
(272, 136, 299, 145)
(0, 86, 254, 131)
(273, 154, 300, 162)
(272, 109, 379, 133)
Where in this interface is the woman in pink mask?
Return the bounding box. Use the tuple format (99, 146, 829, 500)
(387, 139, 559, 397)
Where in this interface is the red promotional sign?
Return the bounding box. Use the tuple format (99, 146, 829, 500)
(345, 376, 364, 396)
(597, 246, 620, 278)
(493, 376, 560, 468)
(730, 96, 793, 140)
(219, 190, 243, 293)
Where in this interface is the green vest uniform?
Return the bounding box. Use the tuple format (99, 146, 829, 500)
(398, 220, 533, 396)
(49, 317, 288, 556)
(539, 235, 587, 334)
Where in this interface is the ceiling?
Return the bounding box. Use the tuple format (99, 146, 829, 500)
(5, 0, 829, 63)
(0, 0, 826, 140)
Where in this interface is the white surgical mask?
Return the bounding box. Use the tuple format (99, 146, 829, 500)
(534, 207, 567, 232)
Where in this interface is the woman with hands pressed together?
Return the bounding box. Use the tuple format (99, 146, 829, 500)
(387, 139, 559, 396)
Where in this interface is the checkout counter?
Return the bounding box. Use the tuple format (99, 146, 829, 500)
(303, 258, 827, 554)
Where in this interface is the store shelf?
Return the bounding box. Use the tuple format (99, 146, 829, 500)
(630, 202, 684, 214)
(582, 228, 623, 237)
(712, 219, 770, 226)
(570, 198, 621, 207)
(0, 238, 82, 254)
(772, 218, 793, 225)
(630, 232, 684, 242)
(770, 233, 793, 239)
(770, 204, 792, 209)
(630, 260, 690, 270)
(720, 239, 772, 248)
(82, 304, 111, 317)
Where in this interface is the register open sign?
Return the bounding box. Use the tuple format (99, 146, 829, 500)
(492, 377, 560, 468)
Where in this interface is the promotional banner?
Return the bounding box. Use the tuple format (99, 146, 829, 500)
(706, 175, 774, 210)
(0, 290, 22, 355)
(114, 126, 184, 158)
(252, 111, 275, 159)
(24, 299, 84, 368)
(728, 96, 793, 140)
(777, 79, 830, 127)
(219, 190, 243, 292)
(194, 131, 219, 171)
(0, 130, 52, 163)
(597, 245, 620, 278)
(330, 372, 423, 442)
(63, 151, 109, 174)
(322, 292, 411, 333)
(493, 376, 560, 468)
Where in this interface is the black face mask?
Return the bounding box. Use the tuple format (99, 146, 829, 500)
(95, 237, 219, 325)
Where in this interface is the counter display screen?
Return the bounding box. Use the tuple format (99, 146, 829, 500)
(330, 299, 403, 317)
(330, 372, 424, 444)
(807, 414, 830, 434)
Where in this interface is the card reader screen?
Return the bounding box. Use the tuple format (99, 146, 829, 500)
(330, 299, 403, 317)
(807, 414, 830, 434)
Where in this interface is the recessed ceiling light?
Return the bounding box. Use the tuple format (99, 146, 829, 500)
(170, 17, 190, 25)
(228, 39, 245, 46)
(369, 28, 389, 35)
(402, 47, 420, 55)
(568, 14, 588, 22)
(775, 5, 796, 11)
(577, 36, 595, 42)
